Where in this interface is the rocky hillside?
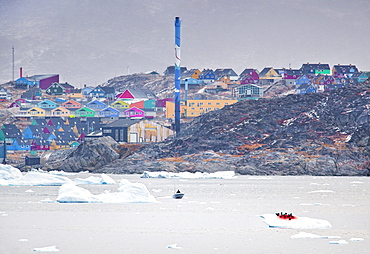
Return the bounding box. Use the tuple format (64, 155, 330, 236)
(99, 83, 370, 176)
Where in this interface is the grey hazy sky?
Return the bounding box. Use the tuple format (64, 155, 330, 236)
(1, 0, 369, 87)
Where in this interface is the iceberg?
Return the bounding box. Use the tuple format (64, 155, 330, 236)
(8, 172, 72, 186)
(0, 165, 72, 186)
(260, 213, 332, 229)
(0, 164, 23, 180)
(141, 171, 235, 179)
(56, 179, 157, 203)
(74, 174, 116, 185)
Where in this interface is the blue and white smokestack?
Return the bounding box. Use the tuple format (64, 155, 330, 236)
(174, 17, 181, 134)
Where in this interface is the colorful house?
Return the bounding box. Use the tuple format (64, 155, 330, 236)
(332, 64, 359, 78)
(88, 86, 115, 100)
(258, 67, 281, 81)
(351, 72, 369, 83)
(182, 69, 201, 79)
(300, 63, 331, 76)
(62, 100, 82, 110)
(296, 84, 317, 94)
(69, 89, 84, 99)
(116, 89, 156, 101)
(295, 75, 310, 86)
(51, 106, 70, 117)
(15, 74, 59, 89)
(239, 69, 259, 81)
(198, 69, 216, 83)
(99, 107, 120, 118)
(122, 107, 145, 118)
(214, 68, 239, 81)
(111, 100, 130, 109)
(237, 84, 264, 99)
(46, 82, 71, 95)
(130, 100, 145, 109)
(38, 99, 57, 109)
(26, 107, 46, 117)
(75, 107, 95, 117)
(86, 100, 107, 110)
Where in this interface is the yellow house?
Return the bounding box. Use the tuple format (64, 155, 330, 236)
(69, 89, 84, 99)
(111, 100, 130, 109)
(166, 99, 238, 119)
(51, 106, 70, 117)
(259, 67, 281, 80)
(27, 107, 46, 117)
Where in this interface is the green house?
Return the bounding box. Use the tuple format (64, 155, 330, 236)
(75, 107, 95, 117)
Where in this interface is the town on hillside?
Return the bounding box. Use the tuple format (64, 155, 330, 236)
(0, 63, 369, 166)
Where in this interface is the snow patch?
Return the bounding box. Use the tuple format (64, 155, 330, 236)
(33, 245, 60, 252)
(291, 231, 340, 239)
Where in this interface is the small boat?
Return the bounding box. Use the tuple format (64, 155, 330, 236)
(173, 189, 184, 199)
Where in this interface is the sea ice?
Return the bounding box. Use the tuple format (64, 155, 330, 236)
(141, 170, 235, 179)
(350, 238, 364, 241)
(329, 240, 348, 244)
(74, 174, 116, 185)
(56, 179, 157, 203)
(260, 213, 332, 229)
(291, 231, 340, 239)
(166, 243, 182, 249)
(33, 245, 60, 252)
(308, 190, 334, 193)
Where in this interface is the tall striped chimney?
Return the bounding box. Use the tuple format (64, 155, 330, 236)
(174, 17, 181, 134)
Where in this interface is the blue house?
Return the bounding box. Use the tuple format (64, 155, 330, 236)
(7, 137, 31, 151)
(23, 125, 45, 139)
(296, 84, 317, 94)
(198, 69, 216, 83)
(295, 75, 310, 86)
(86, 100, 107, 110)
(99, 107, 120, 117)
(37, 99, 57, 109)
(88, 86, 115, 100)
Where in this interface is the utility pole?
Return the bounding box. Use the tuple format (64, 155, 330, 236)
(12, 45, 14, 82)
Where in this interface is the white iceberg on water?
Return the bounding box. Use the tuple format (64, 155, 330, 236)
(0, 164, 23, 180)
(74, 174, 116, 185)
(56, 179, 157, 203)
(0, 164, 72, 186)
(33, 245, 60, 252)
(260, 213, 332, 229)
(141, 171, 235, 179)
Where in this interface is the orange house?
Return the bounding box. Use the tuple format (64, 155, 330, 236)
(62, 100, 82, 110)
(130, 100, 145, 109)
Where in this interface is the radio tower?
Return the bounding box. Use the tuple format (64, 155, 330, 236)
(12, 45, 15, 82)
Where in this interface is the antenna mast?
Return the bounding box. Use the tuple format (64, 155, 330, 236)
(12, 46, 14, 82)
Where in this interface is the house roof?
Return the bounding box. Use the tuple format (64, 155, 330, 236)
(21, 74, 58, 81)
(214, 69, 238, 79)
(332, 65, 359, 74)
(300, 63, 330, 73)
(101, 86, 115, 94)
(104, 119, 141, 128)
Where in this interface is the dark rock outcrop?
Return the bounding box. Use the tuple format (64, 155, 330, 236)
(39, 84, 370, 176)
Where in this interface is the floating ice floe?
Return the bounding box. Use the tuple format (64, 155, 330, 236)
(49, 170, 78, 176)
(308, 190, 334, 193)
(56, 179, 157, 203)
(33, 245, 60, 252)
(260, 213, 332, 229)
(350, 237, 364, 241)
(141, 171, 235, 179)
(291, 231, 340, 239)
(329, 240, 348, 244)
(74, 174, 116, 185)
(166, 243, 182, 249)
